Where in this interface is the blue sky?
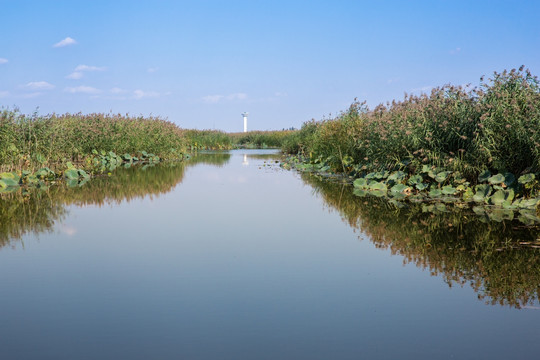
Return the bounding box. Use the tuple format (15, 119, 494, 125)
(1, 0, 539, 131)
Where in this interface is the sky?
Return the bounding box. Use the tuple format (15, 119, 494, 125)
(1, 0, 539, 132)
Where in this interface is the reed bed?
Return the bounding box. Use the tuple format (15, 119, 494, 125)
(0, 111, 186, 171)
(283, 67, 540, 181)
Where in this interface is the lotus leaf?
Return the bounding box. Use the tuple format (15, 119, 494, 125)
(0, 178, 19, 188)
(473, 184, 491, 202)
(429, 188, 442, 197)
(353, 188, 368, 197)
(421, 165, 431, 173)
(441, 186, 457, 195)
(478, 170, 491, 182)
(66, 179, 79, 187)
(490, 190, 507, 206)
(435, 171, 452, 183)
(66, 161, 75, 169)
(503, 172, 516, 186)
(407, 174, 423, 185)
(390, 183, 409, 193)
(462, 188, 474, 201)
(416, 183, 429, 191)
(369, 181, 387, 191)
(64, 169, 79, 180)
(488, 173, 505, 184)
(78, 169, 90, 179)
(371, 190, 386, 197)
(518, 173, 535, 184)
(353, 178, 368, 188)
(388, 171, 406, 182)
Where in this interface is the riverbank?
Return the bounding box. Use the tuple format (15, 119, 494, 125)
(280, 68, 540, 220)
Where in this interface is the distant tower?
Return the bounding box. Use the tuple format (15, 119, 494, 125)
(241, 112, 248, 133)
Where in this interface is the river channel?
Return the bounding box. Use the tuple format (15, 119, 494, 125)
(0, 149, 539, 359)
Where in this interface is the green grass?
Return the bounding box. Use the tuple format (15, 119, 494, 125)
(283, 67, 540, 181)
(0, 111, 187, 171)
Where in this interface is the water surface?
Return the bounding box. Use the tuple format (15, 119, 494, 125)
(0, 149, 539, 359)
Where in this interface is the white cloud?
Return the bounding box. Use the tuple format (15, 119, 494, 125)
(0, 90, 9, 98)
(110, 87, 127, 94)
(74, 64, 106, 72)
(147, 67, 159, 73)
(274, 91, 288, 97)
(66, 64, 106, 80)
(449, 47, 461, 55)
(23, 81, 55, 90)
(64, 86, 101, 94)
(134, 89, 160, 99)
(0, 58, 8, 64)
(53, 37, 77, 48)
(202, 92, 248, 103)
(66, 72, 83, 79)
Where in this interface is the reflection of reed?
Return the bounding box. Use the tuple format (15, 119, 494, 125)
(302, 173, 540, 309)
(0, 162, 188, 248)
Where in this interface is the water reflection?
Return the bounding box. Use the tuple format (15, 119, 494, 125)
(1, 160, 201, 250)
(301, 173, 540, 309)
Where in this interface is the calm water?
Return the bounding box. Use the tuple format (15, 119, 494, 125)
(0, 149, 539, 360)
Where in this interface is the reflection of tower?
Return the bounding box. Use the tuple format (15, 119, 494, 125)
(241, 112, 248, 133)
(242, 154, 249, 166)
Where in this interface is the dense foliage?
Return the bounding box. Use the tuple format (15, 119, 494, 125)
(283, 67, 540, 181)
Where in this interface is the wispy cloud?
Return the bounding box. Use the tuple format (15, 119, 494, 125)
(66, 72, 83, 79)
(0, 90, 9, 98)
(53, 37, 77, 48)
(387, 78, 400, 84)
(67, 64, 106, 80)
(147, 67, 159, 73)
(449, 47, 461, 55)
(0, 58, 8, 64)
(134, 89, 161, 99)
(110, 87, 127, 94)
(74, 64, 106, 72)
(23, 81, 55, 90)
(64, 86, 101, 94)
(202, 93, 247, 103)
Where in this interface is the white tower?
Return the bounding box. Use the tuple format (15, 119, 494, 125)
(241, 112, 248, 133)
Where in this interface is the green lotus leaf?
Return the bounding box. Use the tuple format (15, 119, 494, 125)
(462, 188, 475, 201)
(0, 178, 19, 188)
(478, 170, 491, 182)
(503, 172, 516, 186)
(66, 178, 79, 187)
(78, 169, 90, 179)
(390, 183, 409, 194)
(369, 181, 387, 191)
(353, 178, 368, 188)
(64, 169, 79, 180)
(518, 173, 535, 184)
(441, 185, 457, 195)
(407, 174, 423, 185)
(416, 182, 429, 191)
(473, 184, 491, 202)
(388, 171, 406, 182)
(429, 188, 442, 197)
(490, 190, 506, 206)
(435, 171, 452, 183)
(488, 173, 505, 185)
(353, 188, 368, 197)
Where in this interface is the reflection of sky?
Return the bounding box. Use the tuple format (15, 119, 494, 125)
(0, 149, 539, 359)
